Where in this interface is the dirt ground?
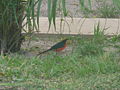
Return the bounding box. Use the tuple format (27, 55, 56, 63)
(38, 0, 113, 17)
(20, 35, 74, 57)
(18, 34, 120, 58)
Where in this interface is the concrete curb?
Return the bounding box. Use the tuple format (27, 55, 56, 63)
(23, 17, 120, 35)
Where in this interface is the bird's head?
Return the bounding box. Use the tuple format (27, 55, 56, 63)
(62, 39, 68, 42)
(62, 38, 72, 45)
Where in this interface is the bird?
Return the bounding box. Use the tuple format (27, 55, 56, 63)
(37, 39, 68, 55)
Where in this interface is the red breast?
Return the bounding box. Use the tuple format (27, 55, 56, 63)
(54, 44, 67, 52)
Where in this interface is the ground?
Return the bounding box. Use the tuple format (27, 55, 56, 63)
(39, 0, 120, 18)
(1, 0, 120, 89)
(0, 34, 120, 89)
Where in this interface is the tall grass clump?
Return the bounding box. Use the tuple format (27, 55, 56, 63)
(96, 0, 120, 18)
(76, 23, 106, 56)
(0, 0, 68, 54)
(98, 3, 119, 18)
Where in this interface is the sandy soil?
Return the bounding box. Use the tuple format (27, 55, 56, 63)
(18, 35, 120, 57)
(20, 37, 74, 57)
(36, 0, 113, 17)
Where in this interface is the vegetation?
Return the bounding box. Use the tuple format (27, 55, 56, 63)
(0, 0, 68, 54)
(0, 51, 119, 89)
(0, 0, 119, 54)
(0, 38, 120, 89)
(0, 0, 24, 54)
(80, 0, 120, 18)
(0, 0, 120, 89)
(96, 0, 120, 18)
(0, 24, 120, 89)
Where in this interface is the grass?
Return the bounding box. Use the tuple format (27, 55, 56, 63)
(0, 35, 120, 89)
(98, 3, 119, 18)
(0, 23, 120, 89)
(79, 0, 120, 18)
(0, 50, 120, 89)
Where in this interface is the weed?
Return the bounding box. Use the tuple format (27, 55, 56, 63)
(97, 2, 119, 18)
(0, 31, 120, 89)
(76, 22, 106, 56)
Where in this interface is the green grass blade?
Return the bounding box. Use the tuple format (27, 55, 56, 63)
(31, 0, 38, 31)
(37, 0, 42, 30)
(47, 0, 52, 30)
(79, 0, 91, 10)
(88, 0, 91, 9)
(26, 0, 32, 32)
(79, 0, 84, 10)
(62, 0, 67, 16)
(12, 4, 19, 28)
(52, 0, 58, 30)
(112, 0, 120, 10)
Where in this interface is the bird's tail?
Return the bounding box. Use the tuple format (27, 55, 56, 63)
(37, 48, 51, 56)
